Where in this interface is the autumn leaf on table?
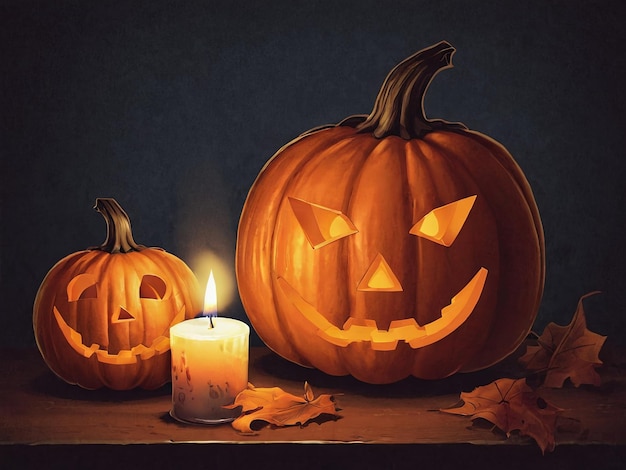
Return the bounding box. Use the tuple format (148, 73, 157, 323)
(441, 378, 561, 454)
(224, 381, 340, 434)
(519, 292, 607, 388)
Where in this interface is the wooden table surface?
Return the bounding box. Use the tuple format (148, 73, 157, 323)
(1, 344, 625, 469)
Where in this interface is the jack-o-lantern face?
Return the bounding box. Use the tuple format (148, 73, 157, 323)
(279, 195, 488, 351)
(52, 270, 185, 365)
(236, 42, 544, 384)
(34, 199, 201, 390)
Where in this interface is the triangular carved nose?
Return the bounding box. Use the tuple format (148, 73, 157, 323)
(112, 307, 136, 323)
(357, 253, 403, 292)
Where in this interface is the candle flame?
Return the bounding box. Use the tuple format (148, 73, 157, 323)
(204, 270, 217, 317)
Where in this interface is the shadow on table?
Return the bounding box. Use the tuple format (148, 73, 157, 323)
(29, 367, 171, 402)
(251, 345, 528, 398)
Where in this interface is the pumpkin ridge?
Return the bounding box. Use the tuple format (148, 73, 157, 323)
(459, 131, 545, 284)
(416, 131, 501, 376)
(269, 131, 379, 371)
(240, 128, 358, 367)
(427, 131, 536, 220)
(405, 138, 456, 327)
(424, 131, 543, 370)
(402, 137, 497, 378)
(344, 137, 417, 328)
(100, 253, 123, 352)
(469, 131, 546, 330)
(136, 249, 197, 340)
(71, 252, 109, 351)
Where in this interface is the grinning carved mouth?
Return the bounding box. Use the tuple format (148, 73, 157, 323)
(277, 267, 488, 351)
(52, 306, 185, 364)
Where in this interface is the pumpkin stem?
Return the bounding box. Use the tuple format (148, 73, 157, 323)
(351, 41, 467, 139)
(93, 198, 145, 253)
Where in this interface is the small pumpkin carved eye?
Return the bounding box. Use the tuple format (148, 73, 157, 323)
(67, 273, 98, 301)
(410, 195, 477, 247)
(289, 197, 358, 249)
(140, 275, 167, 300)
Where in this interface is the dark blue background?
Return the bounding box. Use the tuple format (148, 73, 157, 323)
(2, 0, 625, 349)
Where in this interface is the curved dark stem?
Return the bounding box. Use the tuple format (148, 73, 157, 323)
(92, 198, 145, 253)
(344, 41, 466, 140)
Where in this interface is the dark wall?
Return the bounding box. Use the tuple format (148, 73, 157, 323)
(2, 0, 625, 348)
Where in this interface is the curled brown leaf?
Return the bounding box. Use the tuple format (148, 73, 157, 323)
(441, 378, 562, 454)
(225, 381, 340, 434)
(519, 292, 606, 388)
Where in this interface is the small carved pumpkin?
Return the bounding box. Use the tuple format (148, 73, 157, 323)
(236, 42, 545, 384)
(33, 198, 201, 390)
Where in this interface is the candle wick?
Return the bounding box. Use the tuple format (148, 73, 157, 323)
(209, 315, 215, 329)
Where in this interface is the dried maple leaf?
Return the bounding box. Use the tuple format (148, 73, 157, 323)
(224, 381, 340, 434)
(519, 292, 607, 388)
(441, 378, 561, 454)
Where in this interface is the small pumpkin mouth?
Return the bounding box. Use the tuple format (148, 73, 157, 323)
(52, 305, 185, 364)
(277, 267, 488, 351)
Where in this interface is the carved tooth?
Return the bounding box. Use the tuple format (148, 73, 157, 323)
(95, 349, 137, 365)
(152, 336, 170, 354)
(131, 344, 156, 360)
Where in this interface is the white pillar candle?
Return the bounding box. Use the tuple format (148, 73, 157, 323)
(170, 317, 250, 424)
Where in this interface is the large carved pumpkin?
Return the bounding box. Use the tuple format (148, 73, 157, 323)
(236, 41, 545, 384)
(33, 198, 201, 390)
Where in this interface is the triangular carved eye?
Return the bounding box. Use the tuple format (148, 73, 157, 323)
(289, 197, 358, 249)
(140, 275, 167, 300)
(67, 273, 98, 301)
(410, 195, 477, 247)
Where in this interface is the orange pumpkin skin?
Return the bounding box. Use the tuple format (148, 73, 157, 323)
(33, 199, 201, 390)
(236, 42, 544, 384)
